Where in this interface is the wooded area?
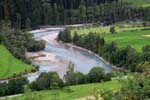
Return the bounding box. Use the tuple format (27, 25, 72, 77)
(0, 0, 150, 29)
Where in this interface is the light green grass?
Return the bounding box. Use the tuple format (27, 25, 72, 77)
(0, 45, 33, 79)
(8, 80, 121, 100)
(101, 30, 150, 51)
(71, 26, 111, 35)
(71, 26, 149, 35)
(71, 26, 150, 51)
(119, 0, 150, 7)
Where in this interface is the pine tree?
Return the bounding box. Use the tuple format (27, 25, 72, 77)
(79, 0, 86, 23)
(25, 18, 31, 30)
(15, 13, 21, 30)
(73, 31, 79, 44)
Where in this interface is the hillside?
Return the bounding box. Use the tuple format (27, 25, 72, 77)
(0, 45, 32, 79)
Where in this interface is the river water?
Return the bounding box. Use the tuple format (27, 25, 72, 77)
(27, 26, 115, 82)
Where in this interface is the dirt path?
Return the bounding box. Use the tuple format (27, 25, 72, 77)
(0, 94, 22, 100)
(142, 35, 150, 37)
(75, 95, 102, 100)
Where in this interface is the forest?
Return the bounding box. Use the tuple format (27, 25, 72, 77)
(0, 0, 150, 29)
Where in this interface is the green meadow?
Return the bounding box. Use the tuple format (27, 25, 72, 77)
(71, 26, 150, 51)
(102, 30, 150, 51)
(0, 45, 33, 79)
(8, 80, 121, 100)
(119, 0, 150, 7)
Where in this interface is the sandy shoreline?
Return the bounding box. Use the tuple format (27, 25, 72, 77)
(26, 51, 58, 63)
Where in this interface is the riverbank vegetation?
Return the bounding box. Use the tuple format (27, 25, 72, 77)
(0, 17, 45, 80)
(7, 63, 150, 100)
(0, 26, 45, 79)
(0, 65, 122, 97)
(4, 63, 150, 100)
(7, 80, 121, 100)
(0, 30, 45, 61)
(71, 26, 150, 51)
(100, 66, 150, 100)
(0, 77, 28, 97)
(58, 28, 150, 71)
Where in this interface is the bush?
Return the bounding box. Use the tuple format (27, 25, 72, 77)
(142, 45, 150, 52)
(3, 31, 45, 60)
(0, 34, 3, 44)
(27, 40, 45, 52)
(88, 67, 105, 83)
(101, 74, 150, 100)
(110, 26, 116, 34)
(31, 72, 64, 91)
(0, 77, 28, 97)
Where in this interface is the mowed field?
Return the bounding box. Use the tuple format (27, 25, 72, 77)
(102, 30, 150, 51)
(0, 45, 32, 79)
(71, 27, 150, 52)
(8, 80, 121, 100)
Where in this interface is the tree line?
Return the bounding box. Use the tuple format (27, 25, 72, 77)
(58, 28, 150, 72)
(0, 30, 45, 63)
(0, 0, 150, 29)
(0, 65, 119, 97)
(0, 62, 149, 98)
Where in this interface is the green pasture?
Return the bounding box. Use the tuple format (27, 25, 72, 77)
(0, 45, 33, 79)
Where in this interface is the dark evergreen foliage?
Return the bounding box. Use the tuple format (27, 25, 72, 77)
(0, 77, 28, 96)
(30, 72, 64, 91)
(2, 31, 45, 61)
(88, 67, 105, 83)
(0, 0, 149, 28)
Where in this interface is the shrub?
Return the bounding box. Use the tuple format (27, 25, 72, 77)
(88, 67, 105, 83)
(31, 72, 64, 91)
(110, 26, 116, 34)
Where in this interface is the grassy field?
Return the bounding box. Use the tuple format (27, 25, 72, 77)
(71, 26, 150, 51)
(0, 45, 33, 79)
(8, 80, 121, 100)
(102, 30, 150, 51)
(119, 0, 150, 7)
(71, 26, 149, 35)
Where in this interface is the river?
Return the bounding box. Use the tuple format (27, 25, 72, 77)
(27, 25, 116, 82)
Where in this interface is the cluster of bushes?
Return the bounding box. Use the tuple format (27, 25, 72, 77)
(29, 65, 115, 91)
(0, 77, 28, 96)
(58, 29, 150, 72)
(64, 64, 114, 86)
(0, 72, 63, 97)
(0, 34, 2, 44)
(100, 70, 150, 100)
(0, 65, 123, 97)
(0, 31, 45, 61)
(30, 72, 64, 91)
